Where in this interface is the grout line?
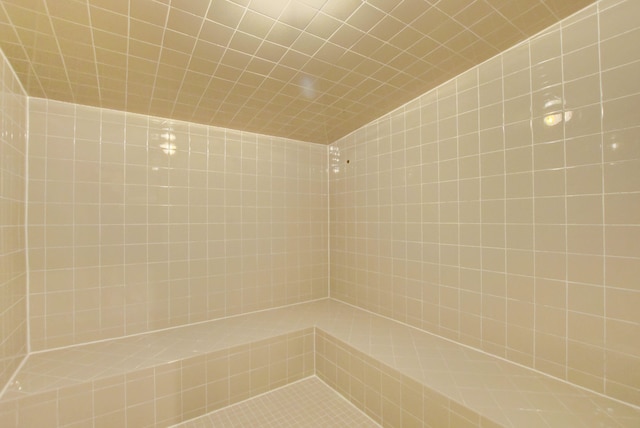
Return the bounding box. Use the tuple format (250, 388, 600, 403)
(28, 297, 331, 355)
(167, 375, 319, 428)
(24, 96, 31, 355)
(314, 376, 382, 427)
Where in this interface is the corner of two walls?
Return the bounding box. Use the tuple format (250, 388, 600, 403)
(329, 0, 640, 407)
(0, 50, 28, 389)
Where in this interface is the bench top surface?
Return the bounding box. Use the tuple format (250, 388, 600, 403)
(3, 298, 639, 427)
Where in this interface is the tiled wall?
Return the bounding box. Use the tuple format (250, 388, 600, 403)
(0, 50, 27, 389)
(329, 0, 640, 406)
(27, 99, 328, 350)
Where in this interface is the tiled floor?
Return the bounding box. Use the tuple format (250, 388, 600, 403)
(172, 376, 381, 428)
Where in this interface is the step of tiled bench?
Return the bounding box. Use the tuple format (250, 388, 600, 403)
(0, 299, 638, 427)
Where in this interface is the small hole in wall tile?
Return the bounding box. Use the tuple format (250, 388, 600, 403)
(346, 160, 350, 163)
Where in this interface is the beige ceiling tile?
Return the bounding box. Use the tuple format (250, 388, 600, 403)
(102, 75, 130, 92)
(89, 6, 128, 35)
(512, 5, 556, 34)
(238, 10, 275, 38)
(2, 0, 45, 13)
(129, 19, 165, 45)
(370, 64, 398, 81)
(255, 41, 287, 62)
(329, 23, 364, 49)
(207, 0, 245, 29)
(346, 3, 385, 32)
(199, 20, 234, 47)
(160, 46, 192, 68)
(321, 0, 361, 20)
(86, 0, 128, 16)
(228, 31, 262, 55)
(219, 49, 251, 69)
(279, 2, 318, 30)
(260, 79, 286, 93)
(92, 29, 128, 53)
(335, 50, 366, 70)
(130, 0, 169, 26)
(369, 43, 401, 64)
(390, 0, 433, 25)
(51, 18, 91, 42)
(425, 44, 458, 65)
(2, 4, 43, 30)
(47, 0, 90, 24)
(545, 0, 594, 17)
(266, 21, 302, 46)
(369, 15, 405, 40)
(389, 51, 418, 71)
(305, 12, 341, 38)
(454, 1, 496, 28)
(389, 26, 423, 50)
(248, 0, 288, 20)
(182, 70, 212, 88)
(470, 10, 511, 37)
(192, 39, 224, 60)
(350, 34, 381, 57)
(66, 60, 98, 78)
(214, 63, 242, 81)
(73, 86, 101, 104)
(166, 8, 204, 37)
(291, 32, 324, 56)
(128, 39, 160, 61)
(170, 0, 211, 17)
(350, 58, 382, 76)
(280, 50, 311, 69)
(126, 56, 157, 75)
(237, 73, 266, 91)
(444, 29, 481, 52)
(240, 57, 275, 76)
(162, 30, 196, 54)
(483, 23, 524, 50)
(32, 50, 65, 68)
(188, 57, 219, 75)
(0, 0, 598, 144)
(406, 36, 439, 57)
(101, 90, 125, 105)
(95, 48, 127, 68)
(314, 42, 346, 63)
(57, 39, 94, 60)
(429, 19, 466, 44)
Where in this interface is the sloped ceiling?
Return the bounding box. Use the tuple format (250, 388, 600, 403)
(0, 0, 595, 144)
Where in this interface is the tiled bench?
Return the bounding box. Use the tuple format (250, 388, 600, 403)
(0, 299, 638, 427)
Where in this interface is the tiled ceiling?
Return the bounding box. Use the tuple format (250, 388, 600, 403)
(0, 0, 595, 144)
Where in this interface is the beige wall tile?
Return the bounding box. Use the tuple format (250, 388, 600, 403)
(330, 0, 640, 407)
(0, 49, 28, 389)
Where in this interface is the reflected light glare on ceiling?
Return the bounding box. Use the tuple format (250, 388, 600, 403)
(300, 76, 316, 99)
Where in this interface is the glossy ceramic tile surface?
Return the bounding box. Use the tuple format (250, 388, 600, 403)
(27, 98, 328, 350)
(173, 376, 381, 428)
(329, 0, 640, 407)
(0, 48, 27, 390)
(0, 0, 595, 144)
(2, 299, 639, 427)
